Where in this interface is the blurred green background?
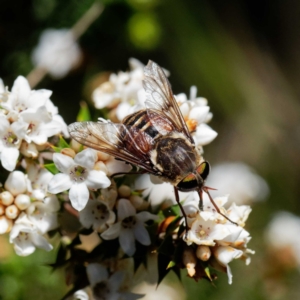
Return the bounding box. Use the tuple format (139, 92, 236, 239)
(1, 0, 300, 299)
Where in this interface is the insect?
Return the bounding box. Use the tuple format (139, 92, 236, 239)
(68, 61, 235, 227)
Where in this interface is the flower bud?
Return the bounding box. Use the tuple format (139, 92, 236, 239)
(196, 245, 211, 261)
(20, 141, 39, 158)
(5, 204, 20, 219)
(118, 185, 131, 198)
(70, 139, 82, 153)
(0, 191, 14, 206)
(97, 151, 110, 161)
(94, 161, 108, 174)
(15, 194, 31, 210)
(4, 171, 27, 196)
(0, 216, 13, 234)
(0, 204, 5, 215)
(183, 247, 197, 277)
(61, 148, 76, 158)
(129, 194, 143, 209)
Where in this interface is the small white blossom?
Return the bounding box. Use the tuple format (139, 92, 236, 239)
(183, 192, 253, 284)
(213, 246, 243, 284)
(175, 86, 217, 149)
(206, 162, 269, 204)
(32, 29, 82, 79)
(26, 194, 60, 234)
(92, 59, 145, 119)
(265, 211, 300, 266)
(2, 76, 51, 119)
(184, 213, 231, 246)
(27, 165, 54, 201)
(48, 148, 111, 211)
(101, 199, 157, 256)
(9, 213, 53, 256)
(79, 194, 116, 232)
(0, 115, 24, 171)
(86, 263, 125, 300)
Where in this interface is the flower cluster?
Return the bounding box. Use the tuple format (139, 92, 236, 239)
(0, 76, 68, 171)
(182, 193, 253, 284)
(0, 60, 256, 299)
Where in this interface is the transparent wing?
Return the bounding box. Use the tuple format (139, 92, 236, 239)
(143, 60, 193, 143)
(68, 121, 154, 173)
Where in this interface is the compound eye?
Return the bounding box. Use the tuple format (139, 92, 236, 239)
(177, 173, 198, 192)
(196, 161, 210, 180)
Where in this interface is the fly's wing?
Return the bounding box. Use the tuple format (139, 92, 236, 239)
(68, 121, 154, 173)
(143, 60, 194, 143)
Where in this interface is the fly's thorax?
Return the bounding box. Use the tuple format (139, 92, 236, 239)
(150, 132, 201, 185)
(121, 109, 176, 161)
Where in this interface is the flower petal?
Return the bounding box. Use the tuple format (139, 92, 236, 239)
(1, 147, 19, 171)
(194, 124, 218, 146)
(136, 211, 158, 223)
(101, 222, 121, 240)
(53, 153, 74, 173)
(30, 231, 53, 251)
(86, 263, 108, 286)
(85, 170, 111, 189)
(117, 199, 136, 221)
(11, 76, 31, 103)
(133, 221, 151, 246)
(48, 173, 72, 194)
(119, 228, 135, 256)
(74, 148, 97, 169)
(69, 182, 89, 211)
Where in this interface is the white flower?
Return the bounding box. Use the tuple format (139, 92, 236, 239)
(79, 195, 116, 232)
(15, 106, 63, 145)
(134, 174, 189, 209)
(175, 86, 217, 149)
(206, 162, 269, 205)
(86, 263, 124, 300)
(213, 246, 243, 284)
(26, 195, 60, 234)
(101, 199, 157, 256)
(27, 165, 54, 201)
(0, 115, 24, 171)
(48, 149, 111, 211)
(2, 76, 50, 118)
(265, 211, 300, 266)
(32, 29, 82, 79)
(9, 213, 53, 256)
(0, 76, 69, 153)
(184, 213, 231, 246)
(92, 58, 145, 120)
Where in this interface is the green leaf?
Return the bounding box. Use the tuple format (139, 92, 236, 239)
(167, 260, 176, 269)
(204, 265, 213, 281)
(44, 163, 59, 174)
(58, 136, 70, 149)
(162, 204, 181, 217)
(77, 101, 91, 122)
